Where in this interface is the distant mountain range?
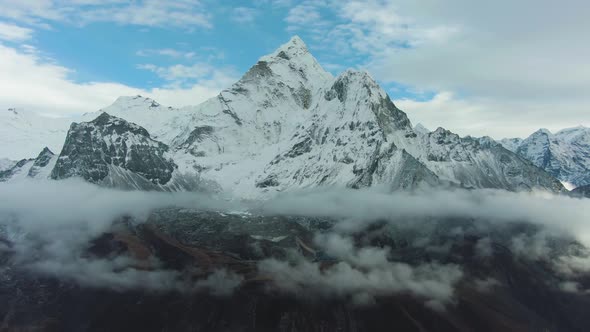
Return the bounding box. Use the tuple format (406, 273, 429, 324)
(499, 126, 590, 188)
(1, 36, 583, 197)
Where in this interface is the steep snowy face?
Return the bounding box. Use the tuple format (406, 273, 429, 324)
(104, 95, 168, 111)
(554, 126, 590, 186)
(413, 123, 431, 136)
(498, 138, 523, 153)
(51, 113, 178, 189)
(0, 109, 72, 159)
(83, 95, 184, 145)
(516, 129, 554, 168)
(169, 36, 334, 156)
(500, 126, 590, 187)
(0, 147, 57, 182)
(27, 147, 57, 178)
(323, 70, 413, 133)
(252, 70, 438, 193)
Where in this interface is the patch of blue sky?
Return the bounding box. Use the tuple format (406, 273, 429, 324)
(18, 1, 431, 102)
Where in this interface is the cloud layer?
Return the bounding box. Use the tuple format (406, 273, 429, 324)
(1, 179, 590, 304)
(0, 0, 211, 29)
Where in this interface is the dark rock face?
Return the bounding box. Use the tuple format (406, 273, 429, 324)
(572, 185, 590, 198)
(51, 113, 176, 187)
(284, 136, 313, 158)
(182, 126, 215, 148)
(27, 147, 55, 177)
(256, 175, 280, 188)
(0, 158, 31, 181)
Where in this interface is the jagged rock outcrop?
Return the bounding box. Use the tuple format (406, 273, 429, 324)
(27, 147, 55, 177)
(572, 184, 590, 198)
(50, 113, 204, 191)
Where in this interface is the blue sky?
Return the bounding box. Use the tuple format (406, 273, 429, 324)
(0, 0, 588, 138)
(20, 1, 409, 95)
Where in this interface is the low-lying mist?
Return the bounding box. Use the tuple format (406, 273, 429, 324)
(1, 179, 589, 307)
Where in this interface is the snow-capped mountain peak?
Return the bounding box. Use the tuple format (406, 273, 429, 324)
(0, 109, 73, 159)
(531, 128, 552, 137)
(102, 95, 175, 114)
(555, 125, 589, 142)
(0, 36, 568, 196)
(261, 35, 310, 61)
(255, 35, 333, 93)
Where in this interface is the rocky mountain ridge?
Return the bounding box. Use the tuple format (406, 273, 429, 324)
(572, 184, 590, 198)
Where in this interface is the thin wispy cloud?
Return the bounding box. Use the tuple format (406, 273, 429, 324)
(136, 48, 196, 59)
(0, 21, 33, 42)
(0, 43, 235, 116)
(137, 62, 238, 89)
(231, 7, 259, 24)
(0, 0, 212, 29)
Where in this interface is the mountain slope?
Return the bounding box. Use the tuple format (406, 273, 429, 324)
(0, 108, 72, 159)
(500, 126, 590, 187)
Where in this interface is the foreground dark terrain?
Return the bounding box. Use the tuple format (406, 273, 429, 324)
(1, 209, 589, 332)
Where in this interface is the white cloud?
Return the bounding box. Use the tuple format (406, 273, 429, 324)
(79, 0, 211, 29)
(282, 0, 590, 138)
(259, 256, 462, 306)
(0, 21, 33, 41)
(284, 0, 331, 35)
(259, 187, 590, 245)
(231, 7, 259, 23)
(396, 92, 590, 139)
(2, 180, 590, 301)
(0, 43, 237, 116)
(136, 48, 196, 59)
(137, 62, 238, 91)
(285, 2, 322, 26)
(0, 179, 243, 293)
(337, 1, 459, 49)
(138, 63, 216, 81)
(0, 0, 211, 29)
(254, 0, 293, 7)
